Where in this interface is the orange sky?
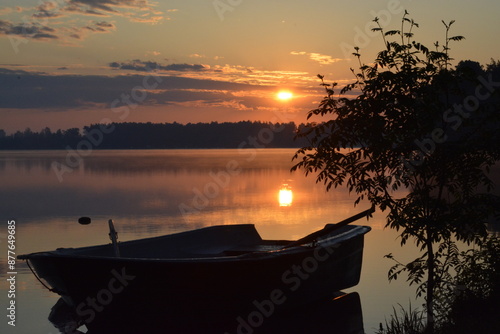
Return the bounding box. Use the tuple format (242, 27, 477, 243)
(1, 0, 499, 133)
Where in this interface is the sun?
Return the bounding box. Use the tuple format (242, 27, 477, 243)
(277, 91, 293, 101)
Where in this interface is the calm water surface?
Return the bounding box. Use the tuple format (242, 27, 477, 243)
(0, 149, 421, 333)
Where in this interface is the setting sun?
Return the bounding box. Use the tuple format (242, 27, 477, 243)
(277, 91, 293, 101)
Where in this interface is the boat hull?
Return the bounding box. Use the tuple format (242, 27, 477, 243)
(21, 224, 370, 329)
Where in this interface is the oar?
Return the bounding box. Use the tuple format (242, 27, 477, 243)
(108, 219, 120, 257)
(281, 205, 375, 249)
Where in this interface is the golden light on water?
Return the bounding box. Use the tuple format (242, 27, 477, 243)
(278, 184, 293, 207)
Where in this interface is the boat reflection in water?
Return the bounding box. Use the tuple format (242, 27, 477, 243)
(278, 183, 293, 207)
(49, 291, 364, 334)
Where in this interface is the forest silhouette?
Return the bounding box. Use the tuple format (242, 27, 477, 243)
(0, 121, 308, 150)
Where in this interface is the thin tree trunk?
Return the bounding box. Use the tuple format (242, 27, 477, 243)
(426, 225, 435, 333)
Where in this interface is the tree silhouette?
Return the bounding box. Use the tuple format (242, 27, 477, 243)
(292, 13, 500, 332)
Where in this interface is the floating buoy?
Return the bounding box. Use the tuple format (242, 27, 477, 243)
(78, 217, 91, 225)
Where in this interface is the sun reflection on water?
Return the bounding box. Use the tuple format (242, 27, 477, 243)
(278, 184, 293, 207)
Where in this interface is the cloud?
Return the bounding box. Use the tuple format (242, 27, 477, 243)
(0, 67, 265, 110)
(32, 1, 64, 19)
(0, 17, 113, 44)
(0, 7, 15, 15)
(32, 11, 64, 19)
(189, 54, 226, 61)
(64, 5, 108, 16)
(106, 60, 316, 87)
(0, 65, 320, 115)
(0, 67, 41, 76)
(70, 0, 151, 10)
(104, 59, 317, 90)
(128, 14, 165, 24)
(0, 19, 58, 40)
(145, 51, 161, 57)
(95, 21, 114, 28)
(291, 51, 343, 65)
(67, 0, 126, 13)
(0, 66, 320, 128)
(0, 0, 171, 45)
(109, 60, 209, 72)
(84, 21, 116, 32)
(64, 0, 166, 22)
(164, 63, 207, 72)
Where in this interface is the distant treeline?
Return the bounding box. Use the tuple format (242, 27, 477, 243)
(0, 121, 310, 150)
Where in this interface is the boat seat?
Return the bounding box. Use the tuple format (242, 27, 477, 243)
(224, 240, 290, 256)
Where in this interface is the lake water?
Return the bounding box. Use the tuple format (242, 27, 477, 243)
(0, 149, 423, 334)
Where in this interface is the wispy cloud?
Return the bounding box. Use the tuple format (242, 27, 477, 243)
(64, 0, 168, 23)
(290, 51, 344, 65)
(189, 54, 226, 61)
(85, 21, 116, 32)
(105, 59, 316, 88)
(0, 0, 173, 45)
(0, 8, 14, 15)
(66, 20, 116, 40)
(128, 14, 165, 24)
(145, 50, 161, 57)
(0, 19, 58, 40)
(109, 60, 209, 72)
(32, 1, 65, 19)
(0, 6, 28, 16)
(66, 0, 152, 14)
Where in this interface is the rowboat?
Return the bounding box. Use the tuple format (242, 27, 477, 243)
(19, 208, 373, 332)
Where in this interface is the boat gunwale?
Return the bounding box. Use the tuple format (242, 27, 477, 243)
(18, 225, 371, 263)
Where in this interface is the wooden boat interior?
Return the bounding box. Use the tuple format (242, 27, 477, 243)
(53, 224, 365, 260)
